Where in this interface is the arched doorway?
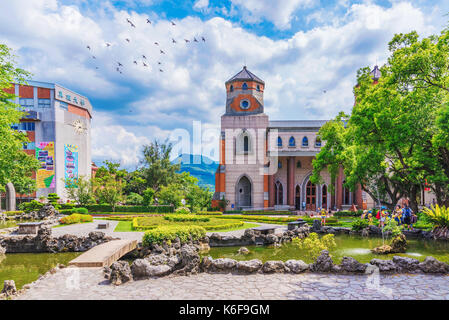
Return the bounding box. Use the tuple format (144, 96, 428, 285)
(306, 181, 316, 211)
(295, 185, 301, 210)
(343, 180, 351, 205)
(322, 185, 328, 209)
(275, 181, 283, 205)
(236, 176, 251, 210)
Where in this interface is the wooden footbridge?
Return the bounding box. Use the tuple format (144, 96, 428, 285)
(68, 239, 137, 268)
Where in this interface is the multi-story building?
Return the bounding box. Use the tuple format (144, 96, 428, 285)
(212, 66, 370, 212)
(1, 80, 93, 207)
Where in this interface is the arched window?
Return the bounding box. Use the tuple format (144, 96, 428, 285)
(242, 83, 248, 90)
(278, 161, 282, 169)
(277, 136, 283, 147)
(315, 137, 322, 147)
(244, 135, 249, 152)
(289, 136, 296, 147)
(256, 85, 260, 92)
(296, 160, 302, 168)
(302, 136, 309, 147)
(275, 181, 283, 205)
(230, 85, 234, 92)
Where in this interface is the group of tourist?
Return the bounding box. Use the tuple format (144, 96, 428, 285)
(362, 205, 418, 230)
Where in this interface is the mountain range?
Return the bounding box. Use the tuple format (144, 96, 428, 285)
(173, 154, 218, 191)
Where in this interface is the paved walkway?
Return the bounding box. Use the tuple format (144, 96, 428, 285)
(15, 268, 449, 300)
(51, 219, 144, 242)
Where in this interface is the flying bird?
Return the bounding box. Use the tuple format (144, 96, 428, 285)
(126, 18, 135, 27)
(184, 39, 190, 43)
(323, 90, 327, 94)
(202, 37, 206, 42)
(86, 45, 91, 50)
(133, 61, 138, 65)
(143, 62, 148, 67)
(172, 38, 177, 44)
(146, 18, 151, 24)
(159, 69, 164, 72)
(117, 62, 123, 67)
(126, 38, 130, 43)
(106, 43, 111, 47)
(194, 37, 198, 43)
(154, 42, 159, 46)
(142, 55, 147, 59)
(171, 21, 176, 26)
(92, 56, 96, 59)
(158, 62, 162, 65)
(160, 50, 165, 54)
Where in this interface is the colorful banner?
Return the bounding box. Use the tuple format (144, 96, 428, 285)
(64, 144, 79, 188)
(36, 142, 55, 189)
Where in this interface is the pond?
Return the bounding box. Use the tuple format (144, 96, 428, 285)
(205, 235, 449, 264)
(0, 252, 81, 290)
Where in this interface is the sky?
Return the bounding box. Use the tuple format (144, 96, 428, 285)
(0, 0, 448, 169)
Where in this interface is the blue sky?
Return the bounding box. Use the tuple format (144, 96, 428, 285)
(0, 0, 448, 169)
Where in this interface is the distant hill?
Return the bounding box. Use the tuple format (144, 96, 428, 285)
(172, 154, 218, 191)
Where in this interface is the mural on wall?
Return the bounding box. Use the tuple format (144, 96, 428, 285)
(36, 142, 55, 189)
(64, 144, 79, 188)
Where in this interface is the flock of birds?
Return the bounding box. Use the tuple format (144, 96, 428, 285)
(86, 17, 206, 74)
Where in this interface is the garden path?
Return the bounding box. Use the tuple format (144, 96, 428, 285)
(15, 268, 449, 300)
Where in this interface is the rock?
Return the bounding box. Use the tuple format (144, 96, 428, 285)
(361, 228, 370, 237)
(371, 234, 407, 255)
(236, 259, 263, 273)
(310, 250, 334, 273)
(200, 256, 213, 271)
(0, 245, 5, 255)
(262, 260, 287, 273)
(265, 234, 278, 244)
(392, 256, 420, 273)
(109, 261, 133, 285)
(285, 260, 309, 273)
(37, 204, 58, 219)
(1, 280, 17, 297)
(418, 256, 449, 274)
(368, 225, 381, 234)
(210, 258, 238, 272)
(131, 259, 172, 278)
(172, 244, 201, 275)
(88, 231, 105, 241)
(238, 247, 250, 255)
(312, 219, 322, 232)
(369, 259, 397, 273)
(340, 256, 367, 273)
(103, 266, 111, 279)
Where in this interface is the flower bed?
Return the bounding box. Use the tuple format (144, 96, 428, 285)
(196, 211, 223, 215)
(59, 214, 93, 225)
(142, 225, 206, 245)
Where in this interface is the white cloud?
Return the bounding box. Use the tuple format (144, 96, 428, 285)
(193, 0, 209, 11)
(231, 0, 318, 29)
(0, 0, 447, 168)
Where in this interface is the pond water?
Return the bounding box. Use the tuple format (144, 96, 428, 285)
(0, 252, 81, 289)
(205, 235, 449, 264)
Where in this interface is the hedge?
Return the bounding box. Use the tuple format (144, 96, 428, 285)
(204, 221, 244, 231)
(333, 210, 363, 218)
(4, 211, 24, 216)
(164, 215, 210, 222)
(72, 207, 88, 214)
(79, 204, 174, 213)
(196, 211, 223, 215)
(59, 209, 74, 215)
(239, 211, 294, 215)
(142, 225, 206, 245)
(60, 214, 93, 225)
(217, 215, 299, 224)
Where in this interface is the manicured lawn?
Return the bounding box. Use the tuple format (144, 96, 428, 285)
(212, 222, 259, 232)
(114, 220, 133, 232)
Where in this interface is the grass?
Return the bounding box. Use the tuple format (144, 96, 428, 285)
(114, 220, 134, 232)
(212, 222, 259, 232)
(90, 212, 163, 216)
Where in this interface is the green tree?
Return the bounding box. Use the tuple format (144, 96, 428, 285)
(142, 187, 155, 206)
(140, 140, 180, 192)
(156, 183, 184, 207)
(0, 44, 40, 199)
(64, 175, 94, 206)
(94, 175, 124, 212)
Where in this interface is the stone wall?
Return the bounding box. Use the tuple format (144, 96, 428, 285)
(0, 227, 116, 253)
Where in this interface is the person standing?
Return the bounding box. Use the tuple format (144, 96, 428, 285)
(402, 205, 413, 230)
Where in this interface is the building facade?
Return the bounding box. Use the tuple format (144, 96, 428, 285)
(212, 67, 366, 211)
(1, 80, 93, 206)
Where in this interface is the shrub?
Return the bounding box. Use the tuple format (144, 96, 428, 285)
(351, 218, 369, 231)
(175, 207, 191, 215)
(4, 211, 24, 216)
(60, 203, 75, 209)
(126, 193, 144, 205)
(217, 215, 299, 224)
(142, 225, 206, 246)
(59, 209, 74, 215)
(164, 214, 210, 222)
(18, 200, 44, 213)
(72, 207, 88, 214)
(422, 205, 449, 228)
(334, 210, 363, 218)
(60, 214, 93, 225)
(224, 210, 243, 214)
(292, 233, 336, 261)
(80, 204, 174, 213)
(196, 211, 223, 215)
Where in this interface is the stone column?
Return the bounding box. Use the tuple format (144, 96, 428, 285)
(287, 157, 295, 206)
(268, 174, 275, 207)
(6, 182, 16, 212)
(336, 167, 343, 210)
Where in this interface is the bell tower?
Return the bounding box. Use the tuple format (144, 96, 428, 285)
(225, 66, 265, 115)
